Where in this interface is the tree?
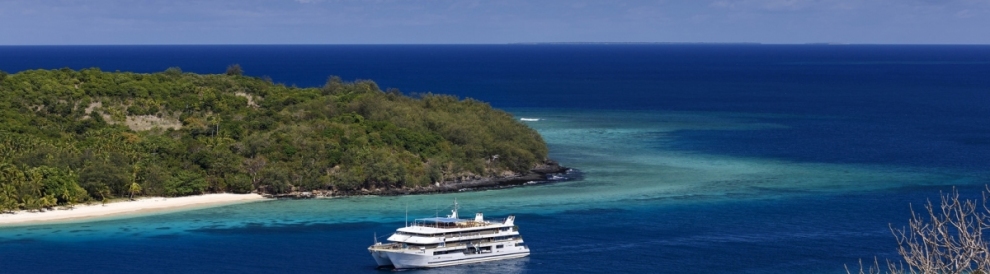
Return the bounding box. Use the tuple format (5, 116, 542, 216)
(226, 64, 243, 76)
(0, 68, 551, 198)
(79, 160, 130, 198)
(226, 173, 254, 194)
(98, 185, 111, 206)
(849, 187, 990, 274)
(0, 184, 18, 213)
(128, 182, 142, 200)
(59, 187, 75, 209)
(164, 171, 206, 196)
(243, 155, 267, 187)
(164, 67, 182, 77)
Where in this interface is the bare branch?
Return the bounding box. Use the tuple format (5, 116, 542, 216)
(857, 186, 990, 274)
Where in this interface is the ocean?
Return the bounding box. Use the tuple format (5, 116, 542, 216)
(1, 45, 989, 273)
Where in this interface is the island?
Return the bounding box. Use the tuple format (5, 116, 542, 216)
(0, 66, 566, 221)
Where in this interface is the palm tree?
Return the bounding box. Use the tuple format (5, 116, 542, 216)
(128, 182, 142, 201)
(0, 184, 19, 213)
(60, 187, 74, 209)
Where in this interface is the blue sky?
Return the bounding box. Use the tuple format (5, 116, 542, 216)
(1, 0, 989, 45)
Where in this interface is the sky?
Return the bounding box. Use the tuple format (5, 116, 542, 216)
(1, 0, 989, 45)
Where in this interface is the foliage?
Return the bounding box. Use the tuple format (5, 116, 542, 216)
(0, 67, 547, 205)
(0, 163, 86, 212)
(225, 64, 243, 76)
(128, 182, 142, 200)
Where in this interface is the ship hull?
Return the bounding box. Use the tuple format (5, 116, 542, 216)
(367, 200, 528, 269)
(385, 249, 530, 269)
(370, 250, 393, 267)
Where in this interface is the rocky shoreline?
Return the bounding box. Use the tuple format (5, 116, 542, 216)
(265, 160, 572, 199)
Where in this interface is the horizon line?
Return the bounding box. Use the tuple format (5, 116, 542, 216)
(2, 42, 990, 46)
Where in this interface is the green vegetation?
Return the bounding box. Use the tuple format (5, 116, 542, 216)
(0, 67, 547, 212)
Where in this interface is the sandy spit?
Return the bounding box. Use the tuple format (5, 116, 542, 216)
(0, 193, 267, 227)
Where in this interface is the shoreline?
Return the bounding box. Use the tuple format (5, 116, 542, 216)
(0, 162, 571, 227)
(271, 160, 574, 198)
(0, 193, 267, 227)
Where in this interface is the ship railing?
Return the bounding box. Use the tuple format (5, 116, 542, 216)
(435, 237, 517, 250)
(442, 229, 505, 239)
(412, 221, 490, 229)
(398, 228, 508, 239)
(369, 243, 404, 250)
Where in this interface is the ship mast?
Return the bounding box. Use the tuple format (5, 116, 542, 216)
(448, 198, 459, 219)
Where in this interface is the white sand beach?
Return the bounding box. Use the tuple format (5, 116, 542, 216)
(0, 193, 267, 227)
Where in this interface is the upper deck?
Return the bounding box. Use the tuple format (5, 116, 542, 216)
(387, 215, 520, 245)
(392, 199, 516, 234)
(374, 199, 522, 247)
(397, 215, 515, 234)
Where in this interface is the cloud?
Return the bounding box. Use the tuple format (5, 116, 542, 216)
(708, 0, 837, 11)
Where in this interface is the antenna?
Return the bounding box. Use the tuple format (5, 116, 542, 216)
(449, 198, 459, 219)
(405, 204, 408, 227)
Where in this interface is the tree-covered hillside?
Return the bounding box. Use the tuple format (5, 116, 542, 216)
(0, 67, 548, 212)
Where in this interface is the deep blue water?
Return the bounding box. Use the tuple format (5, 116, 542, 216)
(2, 45, 990, 273)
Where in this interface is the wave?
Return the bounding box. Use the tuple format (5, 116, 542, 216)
(519, 118, 540, 121)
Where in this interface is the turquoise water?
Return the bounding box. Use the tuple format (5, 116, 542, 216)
(2, 45, 990, 273)
(3, 108, 983, 273)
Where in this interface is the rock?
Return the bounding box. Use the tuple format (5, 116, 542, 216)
(265, 160, 573, 199)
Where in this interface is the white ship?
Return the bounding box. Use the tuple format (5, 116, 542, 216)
(368, 199, 530, 269)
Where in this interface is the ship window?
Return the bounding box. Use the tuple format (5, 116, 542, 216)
(496, 245, 503, 249)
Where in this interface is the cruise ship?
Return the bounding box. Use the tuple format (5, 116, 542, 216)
(368, 200, 530, 268)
